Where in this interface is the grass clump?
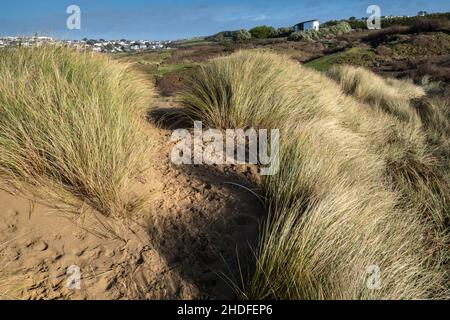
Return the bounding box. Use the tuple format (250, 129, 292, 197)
(305, 47, 383, 72)
(0, 46, 152, 216)
(328, 65, 450, 231)
(181, 50, 449, 299)
(327, 65, 425, 123)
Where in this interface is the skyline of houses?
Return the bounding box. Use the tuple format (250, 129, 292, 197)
(0, 35, 173, 53)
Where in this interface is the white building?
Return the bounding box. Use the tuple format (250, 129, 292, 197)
(294, 19, 320, 32)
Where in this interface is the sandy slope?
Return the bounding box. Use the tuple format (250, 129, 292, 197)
(0, 110, 263, 300)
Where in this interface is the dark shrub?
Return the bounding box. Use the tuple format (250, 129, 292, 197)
(249, 25, 276, 39)
(410, 18, 450, 33)
(275, 27, 295, 37)
(363, 26, 410, 43)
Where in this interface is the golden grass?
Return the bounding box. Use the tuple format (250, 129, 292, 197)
(327, 65, 425, 124)
(0, 46, 153, 216)
(329, 65, 450, 233)
(181, 50, 449, 299)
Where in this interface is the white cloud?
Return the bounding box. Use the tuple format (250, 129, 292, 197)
(251, 14, 267, 21)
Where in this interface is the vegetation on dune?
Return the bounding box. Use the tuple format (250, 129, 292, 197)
(0, 46, 152, 216)
(232, 29, 252, 42)
(327, 65, 425, 122)
(175, 39, 216, 48)
(382, 13, 450, 29)
(304, 18, 450, 81)
(323, 13, 450, 30)
(414, 92, 450, 169)
(114, 50, 199, 97)
(389, 32, 450, 58)
(275, 27, 295, 38)
(249, 26, 277, 39)
(181, 51, 302, 129)
(204, 13, 450, 48)
(322, 18, 368, 30)
(363, 19, 450, 46)
(115, 51, 178, 78)
(181, 50, 449, 299)
(288, 21, 352, 42)
(305, 47, 383, 72)
(328, 64, 450, 235)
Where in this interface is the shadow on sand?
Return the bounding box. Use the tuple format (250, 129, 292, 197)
(146, 107, 265, 299)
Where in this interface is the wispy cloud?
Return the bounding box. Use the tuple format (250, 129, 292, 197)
(251, 15, 268, 21)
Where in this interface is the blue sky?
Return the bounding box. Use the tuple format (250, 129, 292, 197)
(1, 0, 449, 40)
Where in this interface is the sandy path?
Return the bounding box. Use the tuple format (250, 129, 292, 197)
(0, 108, 264, 300)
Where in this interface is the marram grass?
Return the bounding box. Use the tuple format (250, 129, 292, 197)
(329, 65, 450, 234)
(182, 50, 449, 299)
(0, 46, 153, 216)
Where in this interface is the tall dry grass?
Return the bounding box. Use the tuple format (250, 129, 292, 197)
(327, 65, 425, 124)
(329, 65, 450, 233)
(0, 46, 152, 216)
(181, 50, 449, 299)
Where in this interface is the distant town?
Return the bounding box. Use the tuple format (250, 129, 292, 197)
(0, 35, 173, 53)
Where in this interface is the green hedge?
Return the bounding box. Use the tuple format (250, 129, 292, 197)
(322, 12, 450, 31)
(288, 22, 352, 41)
(249, 25, 277, 39)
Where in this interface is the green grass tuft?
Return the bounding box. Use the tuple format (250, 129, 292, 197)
(0, 46, 153, 216)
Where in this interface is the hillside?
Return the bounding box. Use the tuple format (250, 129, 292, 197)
(123, 16, 450, 99)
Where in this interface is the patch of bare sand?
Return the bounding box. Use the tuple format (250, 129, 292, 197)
(0, 119, 264, 300)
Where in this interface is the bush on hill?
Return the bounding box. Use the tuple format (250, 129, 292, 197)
(249, 25, 277, 39)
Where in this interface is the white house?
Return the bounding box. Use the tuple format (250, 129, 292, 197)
(294, 19, 320, 32)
